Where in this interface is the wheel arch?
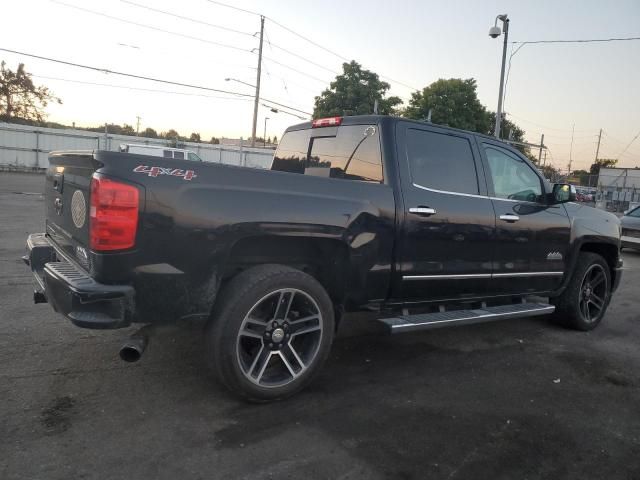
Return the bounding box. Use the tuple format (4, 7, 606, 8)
(222, 235, 352, 310)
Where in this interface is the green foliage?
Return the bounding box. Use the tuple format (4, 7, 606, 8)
(403, 78, 537, 159)
(272, 134, 278, 144)
(313, 61, 402, 118)
(539, 164, 563, 183)
(590, 158, 618, 174)
(189, 132, 201, 142)
(142, 127, 158, 138)
(210, 136, 220, 144)
(403, 78, 490, 132)
(0, 61, 61, 123)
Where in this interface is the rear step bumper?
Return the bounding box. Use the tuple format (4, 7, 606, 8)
(379, 303, 555, 333)
(25, 233, 134, 329)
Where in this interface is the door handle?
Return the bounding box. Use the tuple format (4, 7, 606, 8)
(499, 213, 520, 223)
(409, 207, 436, 216)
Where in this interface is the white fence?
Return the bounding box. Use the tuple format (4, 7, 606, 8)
(0, 122, 275, 170)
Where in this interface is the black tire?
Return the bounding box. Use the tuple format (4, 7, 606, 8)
(551, 252, 612, 331)
(205, 264, 335, 402)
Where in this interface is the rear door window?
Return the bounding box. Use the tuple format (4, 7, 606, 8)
(406, 129, 479, 195)
(272, 125, 383, 183)
(163, 150, 172, 158)
(272, 129, 311, 174)
(173, 151, 185, 160)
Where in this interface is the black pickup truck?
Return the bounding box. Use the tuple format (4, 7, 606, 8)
(25, 115, 623, 401)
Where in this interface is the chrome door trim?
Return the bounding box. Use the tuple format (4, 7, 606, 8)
(412, 183, 545, 206)
(403, 273, 492, 281)
(492, 271, 564, 278)
(412, 183, 489, 200)
(403, 271, 564, 281)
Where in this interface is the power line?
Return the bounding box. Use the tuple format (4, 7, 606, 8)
(203, 0, 419, 92)
(119, 0, 254, 37)
(51, 0, 253, 54)
(615, 129, 640, 160)
(32, 74, 253, 101)
(203, 0, 262, 18)
(266, 16, 419, 91)
(506, 113, 597, 133)
(512, 36, 640, 45)
(0, 47, 312, 116)
(262, 57, 330, 85)
(122, 0, 343, 78)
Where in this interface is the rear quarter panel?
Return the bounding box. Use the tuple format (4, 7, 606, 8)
(94, 150, 396, 312)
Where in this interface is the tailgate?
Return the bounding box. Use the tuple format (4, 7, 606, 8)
(45, 151, 99, 269)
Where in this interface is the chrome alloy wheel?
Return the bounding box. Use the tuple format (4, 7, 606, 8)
(235, 288, 323, 388)
(578, 264, 608, 323)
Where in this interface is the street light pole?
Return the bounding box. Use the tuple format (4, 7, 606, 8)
(263, 117, 269, 147)
(490, 14, 509, 139)
(251, 16, 265, 148)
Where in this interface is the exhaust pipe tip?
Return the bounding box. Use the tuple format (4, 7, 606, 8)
(119, 333, 148, 362)
(34, 290, 47, 304)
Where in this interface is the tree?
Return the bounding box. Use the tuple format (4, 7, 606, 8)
(403, 78, 490, 133)
(162, 129, 180, 139)
(313, 61, 402, 118)
(142, 127, 158, 138)
(189, 132, 201, 142)
(121, 124, 135, 136)
(488, 112, 535, 160)
(272, 135, 278, 144)
(267, 136, 272, 144)
(210, 136, 220, 144)
(539, 164, 563, 183)
(0, 61, 61, 123)
(590, 158, 618, 175)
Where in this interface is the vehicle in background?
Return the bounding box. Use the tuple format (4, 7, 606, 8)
(119, 144, 203, 162)
(575, 187, 595, 203)
(621, 205, 640, 251)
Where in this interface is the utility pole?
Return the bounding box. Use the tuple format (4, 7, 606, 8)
(136, 116, 141, 136)
(538, 133, 544, 164)
(263, 117, 269, 148)
(594, 128, 602, 163)
(251, 16, 265, 148)
(543, 150, 547, 167)
(568, 124, 575, 175)
(493, 15, 509, 138)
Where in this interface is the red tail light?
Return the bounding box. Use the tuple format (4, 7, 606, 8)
(90, 176, 139, 251)
(312, 116, 342, 128)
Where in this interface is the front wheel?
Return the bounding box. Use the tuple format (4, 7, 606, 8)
(206, 264, 335, 402)
(551, 252, 612, 331)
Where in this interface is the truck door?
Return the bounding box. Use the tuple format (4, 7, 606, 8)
(478, 140, 570, 294)
(395, 123, 495, 302)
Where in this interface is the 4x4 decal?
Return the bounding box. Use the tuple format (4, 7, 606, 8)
(133, 165, 197, 181)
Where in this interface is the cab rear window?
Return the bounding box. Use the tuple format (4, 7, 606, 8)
(272, 125, 383, 183)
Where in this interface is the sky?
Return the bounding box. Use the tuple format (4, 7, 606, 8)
(3, 0, 640, 171)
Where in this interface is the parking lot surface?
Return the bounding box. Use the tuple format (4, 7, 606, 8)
(1, 172, 639, 480)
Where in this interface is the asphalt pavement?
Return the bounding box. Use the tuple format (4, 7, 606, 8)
(1, 173, 639, 480)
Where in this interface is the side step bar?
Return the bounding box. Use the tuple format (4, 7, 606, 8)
(379, 302, 555, 334)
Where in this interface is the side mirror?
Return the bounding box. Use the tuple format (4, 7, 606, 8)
(552, 184, 577, 204)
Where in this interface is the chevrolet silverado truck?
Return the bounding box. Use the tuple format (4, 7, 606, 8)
(24, 115, 623, 401)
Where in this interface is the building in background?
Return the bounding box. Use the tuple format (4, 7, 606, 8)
(596, 168, 640, 213)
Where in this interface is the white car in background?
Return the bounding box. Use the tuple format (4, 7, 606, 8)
(119, 144, 203, 162)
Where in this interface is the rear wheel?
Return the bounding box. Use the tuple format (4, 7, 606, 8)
(551, 252, 611, 331)
(206, 264, 335, 402)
